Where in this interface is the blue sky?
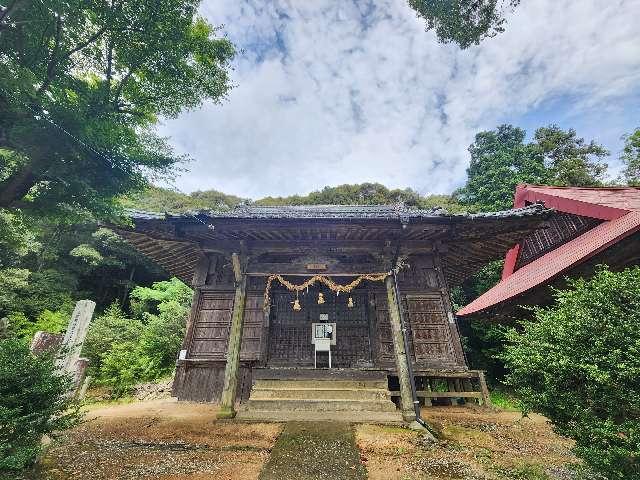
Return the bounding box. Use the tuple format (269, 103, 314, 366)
(158, 0, 640, 199)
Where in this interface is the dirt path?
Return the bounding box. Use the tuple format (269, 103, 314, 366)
(20, 399, 282, 480)
(258, 422, 366, 480)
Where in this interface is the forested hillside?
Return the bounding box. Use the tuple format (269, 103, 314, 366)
(119, 183, 469, 213)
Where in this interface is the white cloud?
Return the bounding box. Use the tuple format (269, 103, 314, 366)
(157, 0, 640, 199)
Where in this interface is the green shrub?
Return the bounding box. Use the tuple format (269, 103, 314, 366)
(5, 305, 72, 341)
(138, 300, 187, 377)
(502, 266, 640, 479)
(82, 303, 143, 375)
(84, 279, 191, 396)
(98, 342, 151, 397)
(0, 338, 81, 472)
(129, 277, 192, 319)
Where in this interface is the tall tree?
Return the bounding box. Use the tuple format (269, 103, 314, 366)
(0, 0, 235, 220)
(533, 125, 608, 187)
(408, 0, 521, 49)
(456, 124, 609, 211)
(455, 124, 547, 211)
(620, 128, 640, 185)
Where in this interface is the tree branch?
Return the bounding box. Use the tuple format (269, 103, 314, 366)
(0, 164, 36, 208)
(0, 0, 24, 29)
(36, 13, 63, 95)
(63, 24, 109, 58)
(111, 67, 136, 105)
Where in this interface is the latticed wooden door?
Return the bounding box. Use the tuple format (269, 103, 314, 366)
(405, 293, 458, 366)
(267, 286, 372, 367)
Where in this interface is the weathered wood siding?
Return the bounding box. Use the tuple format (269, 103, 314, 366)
(266, 288, 371, 367)
(515, 212, 601, 269)
(372, 253, 466, 370)
(172, 251, 467, 403)
(173, 361, 253, 402)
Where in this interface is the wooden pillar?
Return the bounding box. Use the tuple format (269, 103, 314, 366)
(217, 253, 247, 419)
(385, 276, 416, 422)
(478, 371, 492, 407)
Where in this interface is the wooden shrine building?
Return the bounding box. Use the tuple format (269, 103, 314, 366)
(117, 204, 550, 422)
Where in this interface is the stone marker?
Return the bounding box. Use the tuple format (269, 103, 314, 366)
(55, 300, 96, 376)
(30, 331, 64, 355)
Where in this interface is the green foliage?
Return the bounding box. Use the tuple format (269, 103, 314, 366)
(0, 0, 234, 221)
(5, 269, 76, 321)
(0, 338, 81, 472)
(0, 210, 39, 267)
(119, 186, 247, 213)
(533, 125, 608, 187)
(130, 277, 193, 319)
(82, 303, 144, 375)
(99, 342, 151, 398)
(7, 308, 71, 341)
(256, 183, 425, 207)
(620, 128, 640, 185)
(138, 300, 188, 376)
(69, 244, 104, 267)
(0, 269, 29, 316)
(489, 389, 520, 411)
(455, 124, 609, 211)
(409, 0, 521, 49)
(121, 184, 470, 216)
(83, 278, 192, 396)
(453, 261, 508, 381)
(502, 266, 640, 478)
(455, 125, 547, 211)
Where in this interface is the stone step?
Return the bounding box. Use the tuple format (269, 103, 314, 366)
(254, 379, 388, 390)
(251, 387, 391, 401)
(246, 398, 398, 412)
(235, 409, 404, 424)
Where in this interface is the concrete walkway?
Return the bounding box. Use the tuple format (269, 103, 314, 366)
(258, 422, 367, 480)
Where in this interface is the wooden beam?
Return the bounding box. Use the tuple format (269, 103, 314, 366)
(385, 275, 415, 422)
(217, 272, 247, 419)
(231, 253, 242, 283)
(389, 391, 483, 399)
(245, 261, 389, 276)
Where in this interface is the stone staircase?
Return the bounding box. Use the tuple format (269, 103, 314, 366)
(236, 370, 403, 423)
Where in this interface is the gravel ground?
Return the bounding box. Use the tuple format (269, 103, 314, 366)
(356, 406, 590, 480)
(14, 399, 593, 480)
(18, 399, 281, 480)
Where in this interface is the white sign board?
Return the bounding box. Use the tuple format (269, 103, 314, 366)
(311, 322, 336, 345)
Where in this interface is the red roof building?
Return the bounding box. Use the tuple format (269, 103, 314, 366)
(457, 184, 640, 318)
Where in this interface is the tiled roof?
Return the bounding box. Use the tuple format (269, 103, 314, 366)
(457, 185, 640, 316)
(127, 203, 548, 222)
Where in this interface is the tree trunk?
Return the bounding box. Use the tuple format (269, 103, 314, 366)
(0, 165, 36, 208)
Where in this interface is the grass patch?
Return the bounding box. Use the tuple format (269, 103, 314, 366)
(490, 389, 521, 411)
(81, 395, 136, 410)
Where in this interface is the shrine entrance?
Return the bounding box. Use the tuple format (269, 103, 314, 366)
(266, 285, 373, 368)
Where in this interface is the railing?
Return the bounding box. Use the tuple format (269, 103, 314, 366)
(389, 370, 492, 406)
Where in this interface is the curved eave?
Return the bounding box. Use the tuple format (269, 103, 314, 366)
(457, 211, 640, 317)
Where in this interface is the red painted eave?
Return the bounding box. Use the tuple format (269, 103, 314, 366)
(457, 211, 640, 317)
(501, 184, 639, 280)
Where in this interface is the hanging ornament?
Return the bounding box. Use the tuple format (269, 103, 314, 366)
(318, 292, 325, 305)
(292, 292, 301, 311)
(347, 297, 354, 308)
